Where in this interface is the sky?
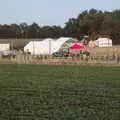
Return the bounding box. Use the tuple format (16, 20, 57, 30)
(0, 0, 119, 27)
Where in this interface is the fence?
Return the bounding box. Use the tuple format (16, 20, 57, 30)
(1, 53, 118, 65)
(0, 46, 120, 65)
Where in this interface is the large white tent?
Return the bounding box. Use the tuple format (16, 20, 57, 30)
(24, 37, 73, 55)
(95, 38, 112, 47)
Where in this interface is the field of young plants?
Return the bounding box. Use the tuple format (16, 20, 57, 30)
(0, 64, 119, 120)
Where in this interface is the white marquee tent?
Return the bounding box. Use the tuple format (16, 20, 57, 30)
(24, 37, 73, 55)
(95, 38, 112, 47)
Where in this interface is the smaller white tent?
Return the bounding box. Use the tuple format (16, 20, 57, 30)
(95, 38, 112, 47)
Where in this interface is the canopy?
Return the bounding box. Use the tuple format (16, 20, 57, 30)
(70, 43, 85, 49)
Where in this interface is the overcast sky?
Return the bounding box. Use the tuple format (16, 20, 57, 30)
(0, 0, 119, 26)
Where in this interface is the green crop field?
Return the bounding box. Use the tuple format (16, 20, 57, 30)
(0, 65, 120, 120)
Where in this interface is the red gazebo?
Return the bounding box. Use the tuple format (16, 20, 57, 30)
(70, 43, 85, 49)
(69, 43, 85, 55)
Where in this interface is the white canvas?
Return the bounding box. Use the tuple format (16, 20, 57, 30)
(24, 37, 73, 55)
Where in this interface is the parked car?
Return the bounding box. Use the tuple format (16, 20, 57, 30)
(52, 51, 69, 57)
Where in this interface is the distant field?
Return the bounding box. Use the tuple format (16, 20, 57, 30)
(0, 65, 119, 119)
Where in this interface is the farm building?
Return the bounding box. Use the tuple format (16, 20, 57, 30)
(0, 43, 10, 50)
(24, 37, 73, 55)
(88, 40, 96, 48)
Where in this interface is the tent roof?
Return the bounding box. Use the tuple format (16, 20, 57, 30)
(70, 43, 85, 49)
(96, 38, 112, 41)
(24, 37, 73, 54)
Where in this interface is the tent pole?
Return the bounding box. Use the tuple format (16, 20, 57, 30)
(49, 40, 51, 55)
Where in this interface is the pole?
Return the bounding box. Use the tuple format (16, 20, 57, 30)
(49, 39, 51, 55)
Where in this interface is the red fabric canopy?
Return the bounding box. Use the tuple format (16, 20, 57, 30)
(70, 43, 85, 49)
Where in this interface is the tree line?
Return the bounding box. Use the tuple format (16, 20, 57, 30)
(0, 9, 120, 44)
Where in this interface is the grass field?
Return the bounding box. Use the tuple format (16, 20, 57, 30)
(0, 65, 120, 120)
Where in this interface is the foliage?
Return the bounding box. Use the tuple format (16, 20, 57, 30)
(0, 65, 119, 120)
(65, 9, 120, 44)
